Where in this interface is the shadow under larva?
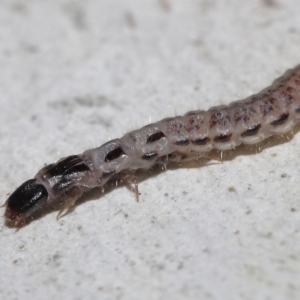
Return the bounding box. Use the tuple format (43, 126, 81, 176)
(3, 65, 300, 227)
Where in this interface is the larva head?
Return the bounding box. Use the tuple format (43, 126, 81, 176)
(4, 179, 48, 227)
(5, 155, 92, 226)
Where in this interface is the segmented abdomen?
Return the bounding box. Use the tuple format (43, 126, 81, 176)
(85, 65, 300, 178)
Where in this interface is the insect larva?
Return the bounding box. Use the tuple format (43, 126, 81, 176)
(3, 65, 300, 226)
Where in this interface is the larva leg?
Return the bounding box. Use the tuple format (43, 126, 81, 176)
(169, 151, 223, 163)
(195, 152, 223, 164)
(121, 172, 140, 201)
(56, 187, 83, 219)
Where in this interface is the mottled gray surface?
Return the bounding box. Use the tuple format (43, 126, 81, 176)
(1, 1, 300, 300)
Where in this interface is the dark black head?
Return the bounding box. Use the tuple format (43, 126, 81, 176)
(4, 179, 48, 226)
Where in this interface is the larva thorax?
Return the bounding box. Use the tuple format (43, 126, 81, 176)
(4, 65, 300, 226)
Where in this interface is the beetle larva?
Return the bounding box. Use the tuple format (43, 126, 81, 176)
(3, 65, 300, 226)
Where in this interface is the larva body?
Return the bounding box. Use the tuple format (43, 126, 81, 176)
(4, 65, 300, 226)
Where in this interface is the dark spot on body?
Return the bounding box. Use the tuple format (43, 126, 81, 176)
(260, 100, 274, 116)
(214, 133, 232, 143)
(43, 156, 86, 177)
(209, 114, 217, 128)
(147, 132, 165, 143)
(233, 106, 256, 123)
(233, 107, 248, 123)
(186, 114, 203, 131)
(294, 79, 300, 87)
(250, 95, 259, 103)
(271, 113, 289, 126)
(286, 87, 295, 93)
(192, 137, 210, 145)
(175, 138, 189, 146)
(63, 163, 90, 178)
(142, 152, 158, 160)
(281, 91, 293, 106)
(241, 124, 261, 137)
(165, 118, 184, 133)
(167, 153, 176, 161)
(105, 147, 125, 162)
(209, 110, 230, 129)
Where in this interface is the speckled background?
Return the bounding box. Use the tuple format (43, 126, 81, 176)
(1, 1, 300, 299)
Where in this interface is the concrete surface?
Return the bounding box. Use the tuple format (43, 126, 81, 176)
(0, 1, 300, 299)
